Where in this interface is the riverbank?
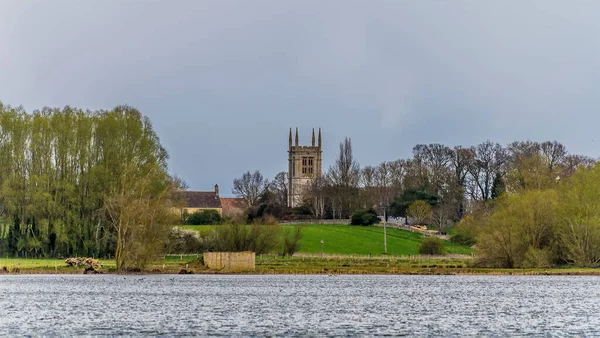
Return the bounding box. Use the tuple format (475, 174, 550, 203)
(2, 255, 600, 276)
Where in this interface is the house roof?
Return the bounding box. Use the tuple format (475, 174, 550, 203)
(175, 190, 222, 209)
(220, 197, 245, 211)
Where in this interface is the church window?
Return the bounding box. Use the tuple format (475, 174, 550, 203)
(302, 157, 314, 174)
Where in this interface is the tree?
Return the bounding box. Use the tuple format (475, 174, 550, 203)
(328, 137, 360, 218)
(350, 209, 380, 226)
(104, 165, 177, 272)
(186, 210, 222, 225)
(0, 103, 176, 262)
(374, 161, 394, 253)
(412, 144, 454, 196)
(99, 107, 178, 272)
(431, 202, 454, 233)
(304, 176, 328, 218)
(360, 165, 377, 209)
(407, 200, 432, 225)
(465, 141, 508, 202)
(390, 189, 439, 217)
(557, 165, 600, 267)
(475, 190, 558, 268)
(329, 137, 360, 188)
(491, 172, 506, 199)
(270, 171, 288, 207)
(232, 170, 269, 208)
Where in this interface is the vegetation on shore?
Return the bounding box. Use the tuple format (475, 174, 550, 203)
(0, 103, 181, 272)
(3, 255, 600, 276)
(463, 164, 600, 268)
(3, 102, 600, 273)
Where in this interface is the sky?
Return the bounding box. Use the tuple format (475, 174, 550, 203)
(1, 1, 599, 196)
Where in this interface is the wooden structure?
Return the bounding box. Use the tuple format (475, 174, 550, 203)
(204, 251, 255, 272)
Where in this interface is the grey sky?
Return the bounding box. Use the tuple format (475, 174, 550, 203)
(1, 1, 599, 196)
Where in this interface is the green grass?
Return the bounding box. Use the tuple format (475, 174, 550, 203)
(292, 224, 471, 256)
(179, 224, 472, 256)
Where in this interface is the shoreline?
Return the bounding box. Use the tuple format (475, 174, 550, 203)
(3, 268, 600, 277)
(2, 256, 599, 276)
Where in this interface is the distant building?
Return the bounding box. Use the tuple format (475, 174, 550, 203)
(288, 127, 322, 208)
(220, 197, 246, 218)
(174, 184, 222, 218)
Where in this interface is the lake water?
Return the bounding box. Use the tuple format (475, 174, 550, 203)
(1, 274, 599, 336)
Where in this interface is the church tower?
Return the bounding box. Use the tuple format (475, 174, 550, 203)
(288, 128, 322, 208)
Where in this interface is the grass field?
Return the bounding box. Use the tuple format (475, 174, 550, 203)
(181, 224, 472, 256)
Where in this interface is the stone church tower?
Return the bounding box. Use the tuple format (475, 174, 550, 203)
(288, 128, 322, 208)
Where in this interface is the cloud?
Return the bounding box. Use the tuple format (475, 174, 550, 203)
(1, 1, 600, 194)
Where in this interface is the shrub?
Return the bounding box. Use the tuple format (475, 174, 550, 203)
(520, 247, 553, 268)
(407, 200, 432, 225)
(187, 210, 222, 225)
(252, 214, 279, 225)
(418, 237, 446, 255)
(351, 209, 380, 226)
(450, 233, 476, 247)
(451, 215, 479, 246)
(282, 225, 303, 256)
(166, 227, 205, 253)
(212, 223, 281, 255)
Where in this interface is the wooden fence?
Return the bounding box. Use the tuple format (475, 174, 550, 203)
(204, 251, 255, 272)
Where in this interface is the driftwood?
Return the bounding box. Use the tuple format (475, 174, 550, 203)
(65, 257, 102, 273)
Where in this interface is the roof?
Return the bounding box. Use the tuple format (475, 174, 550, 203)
(220, 197, 245, 211)
(174, 190, 222, 209)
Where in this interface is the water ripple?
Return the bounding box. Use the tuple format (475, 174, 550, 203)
(1, 275, 599, 336)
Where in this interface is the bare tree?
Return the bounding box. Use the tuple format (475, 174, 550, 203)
(388, 159, 407, 191)
(232, 170, 269, 208)
(561, 154, 596, 177)
(375, 161, 394, 253)
(449, 146, 475, 219)
(329, 137, 360, 188)
(466, 141, 508, 202)
(304, 176, 329, 218)
(270, 171, 288, 206)
(413, 144, 454, 195)
(360, 166, 376, 188)
(540, 141, 567, 171)
(360, 165, 377, 209)
(431, 202, 454, 233)
(328, 137, 360, 218)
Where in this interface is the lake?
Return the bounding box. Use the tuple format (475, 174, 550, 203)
(1, 275, 599, 336)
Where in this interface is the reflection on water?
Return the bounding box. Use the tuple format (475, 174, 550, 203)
(1, 274, 599, 336)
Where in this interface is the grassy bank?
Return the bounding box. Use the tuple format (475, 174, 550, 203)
(181, 224, 472, 256)
(3, 255, 600, 276)
(0, 255, 200, 274)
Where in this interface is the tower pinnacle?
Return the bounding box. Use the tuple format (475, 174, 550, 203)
(295, 127, 299, 146)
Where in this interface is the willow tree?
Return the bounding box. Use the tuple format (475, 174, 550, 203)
(96, 107, 178, 271)
(558, 164, 600, 267)
(0, 102, 178, 266)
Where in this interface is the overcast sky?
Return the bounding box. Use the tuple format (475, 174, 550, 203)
(1, 1, 599, 196)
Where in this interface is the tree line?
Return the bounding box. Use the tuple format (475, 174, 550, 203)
(233, 137, 600, 267)
(0, 102, 180, 271)
(234, 138, 594, 225)
(460, 163, 600, 268)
